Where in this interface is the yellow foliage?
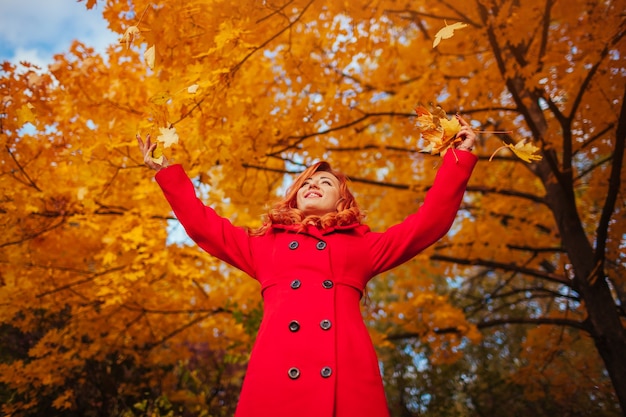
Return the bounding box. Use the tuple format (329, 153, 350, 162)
(1, 0, 623, 413)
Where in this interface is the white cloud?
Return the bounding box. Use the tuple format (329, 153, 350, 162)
(0, 0, 118, 67)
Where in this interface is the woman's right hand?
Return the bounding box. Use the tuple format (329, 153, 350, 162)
(137, 134, 169, 171)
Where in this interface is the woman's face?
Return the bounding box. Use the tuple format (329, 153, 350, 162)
(296, 171, 341, 216)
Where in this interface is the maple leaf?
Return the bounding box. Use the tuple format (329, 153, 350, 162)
(148, 126, 179, 164)
(78, 0, 98, 9)
(489, 139, 543, 163)
(149, 92, 172, 105)
(144, 45, 156, 70)
(414, 105, 462, 156)
(433, 21, 468, 48)
(120, 25, 140, 49)
(17, 103, 36, 126)
(157, 126, 179, 148)
(187, 84, 199, 94)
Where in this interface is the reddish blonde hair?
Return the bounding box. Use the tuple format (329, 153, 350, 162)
(250, 161, 364, 236)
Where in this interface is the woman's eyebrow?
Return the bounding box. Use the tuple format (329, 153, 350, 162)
(303, 175, 336, 184)
(320, 176, 337, 184)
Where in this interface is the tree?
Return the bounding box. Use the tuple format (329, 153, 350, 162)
(1, 0, 624, 415)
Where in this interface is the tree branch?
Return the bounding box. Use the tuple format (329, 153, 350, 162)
(594, 87, 626, 266)
(268, 111, 415, 156)
(142, 309, 231, 351)
(386, 316, 589, 342)
(429, 253, 570, 286)
(5, 145, 42, 192)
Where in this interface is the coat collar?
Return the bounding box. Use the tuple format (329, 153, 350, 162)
(271, 222, 370, 236)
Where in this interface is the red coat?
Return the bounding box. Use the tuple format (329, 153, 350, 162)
(155, 151, 477, 417)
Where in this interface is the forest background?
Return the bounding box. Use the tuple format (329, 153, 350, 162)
(1, 0, 624, 416)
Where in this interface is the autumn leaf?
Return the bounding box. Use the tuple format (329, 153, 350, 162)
(120, 25, 140, 49)
(149, 92, 172, 105)
(157, 126, 179, 148)
(414, 105, 462, 156)
(78, 0, 97, 9)
(187, 84, 199, 94)
(148, 126, 179, 164)
(489, 139, 543, 163)
(144, 45, 156, 69)
(433, 21, 468, 48)
(52, 389, 74, 410)
(150, 143, 164, 165)
(16, 102, 36, 126)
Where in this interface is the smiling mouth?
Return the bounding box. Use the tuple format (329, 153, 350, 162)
(305, 192, 322, 198)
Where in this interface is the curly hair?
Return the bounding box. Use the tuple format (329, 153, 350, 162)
(250, 161, 364, 236)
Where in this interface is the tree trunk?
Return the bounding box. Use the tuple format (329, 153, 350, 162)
(539, 158, 626, 414)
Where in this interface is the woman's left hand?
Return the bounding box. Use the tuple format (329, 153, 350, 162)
(455, 114, 477, 152)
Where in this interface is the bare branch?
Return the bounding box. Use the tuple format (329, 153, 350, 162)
(429, 253, 570, 286)
(386, 316, 589, 342)
(5, 145, 42, 192)
(595, 87, 626, 266)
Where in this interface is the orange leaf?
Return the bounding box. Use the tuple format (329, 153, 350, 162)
(433, 21, 468, 48)
(489, 139, 543, 163)
(120, 25, 140, 49)
(414, 105, 462, 156)
(17, 103, 36, 126)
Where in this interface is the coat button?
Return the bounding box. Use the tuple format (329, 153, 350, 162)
(288, 367, 300, 379)
(290, 279, 301, 289)
(320, 319, 332, 330)
(322, 280, 334, 289)
(316, 241, 327, 250)
(289, 320, 300, 332)
(288, 240, 299, 250)
(320, 367, 332, 378)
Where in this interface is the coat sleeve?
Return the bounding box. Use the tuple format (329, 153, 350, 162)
(365, 150, 477, 276)
(154, 164, 256, 277)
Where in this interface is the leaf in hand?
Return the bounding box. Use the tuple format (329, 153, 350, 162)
(414, 105, 461, 156)
(150, 147, 164, 165)
(489, 139, 543, 163)
(433, 21, 468, 48)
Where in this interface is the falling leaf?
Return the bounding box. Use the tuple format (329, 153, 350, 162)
(78, 0, 98, 9)
(120, 25, 140, 49)
(17, 103, 36, 126)
(157, 126, 179, 148)
(489, 139, 543, 163)
(76, 187, 88, 201)
(144, 45, 156, 69)
(433, 21, 468, 48)
(149, 125, 179, 164)
(149, 92, 172, 105)
(414, 105, 462, 156)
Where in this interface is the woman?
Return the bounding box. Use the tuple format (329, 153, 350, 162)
(137, 117, 477, 417)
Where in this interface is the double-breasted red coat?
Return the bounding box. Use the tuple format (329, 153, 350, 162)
(155, 151, 477, 417)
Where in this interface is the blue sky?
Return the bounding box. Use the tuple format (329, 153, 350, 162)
(0, 0, 117, 68)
